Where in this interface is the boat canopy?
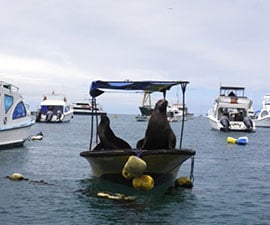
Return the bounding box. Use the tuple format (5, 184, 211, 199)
(90, 80, 189, 97)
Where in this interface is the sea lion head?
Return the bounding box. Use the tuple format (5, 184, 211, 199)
(100, 114, 110, 126)
(154, 99, 168, 113)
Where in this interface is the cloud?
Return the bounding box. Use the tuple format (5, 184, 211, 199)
(1, 0, 270, 114)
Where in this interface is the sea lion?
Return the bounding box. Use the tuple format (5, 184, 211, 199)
(93, 114, 132, 150)
(138, 99, 176, 150)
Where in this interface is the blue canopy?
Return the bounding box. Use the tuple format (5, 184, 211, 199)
(90, 80, 189, 97)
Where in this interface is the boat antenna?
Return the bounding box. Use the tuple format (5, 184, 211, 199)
(179, 82, 188, 149)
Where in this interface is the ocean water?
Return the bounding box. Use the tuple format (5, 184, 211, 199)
(0, 115, 269, 225)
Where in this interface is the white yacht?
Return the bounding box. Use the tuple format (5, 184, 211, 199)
(167, 103, 193, 122)
(0, 81, 35, 148)
(253, 94, 270, 127)
(72, 99, 106, 115)
(207, 86, 255, 132)
(36, 92, 73, 123)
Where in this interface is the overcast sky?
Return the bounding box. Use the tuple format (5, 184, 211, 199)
(0, 0, 269, 115)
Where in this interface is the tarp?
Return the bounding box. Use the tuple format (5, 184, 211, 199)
(89, 80, 189, 97)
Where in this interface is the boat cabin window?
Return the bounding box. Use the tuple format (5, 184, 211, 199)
(12, 102, 26, 119)
(4, 95, 13, 113)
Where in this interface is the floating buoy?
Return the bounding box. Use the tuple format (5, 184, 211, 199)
(122, 156, 147, 179)
(236, 136, 248, 145)
(7, 173, 25, 181)
(227, 136, 248, 145)
(227, 137, 237, 144)
(175, 176, 193, 188)
(97, 192, 136, 201)
(132, 174, 154, 191)
(31, 132, 43, 141)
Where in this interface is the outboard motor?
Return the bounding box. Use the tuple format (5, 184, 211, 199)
(220, 115, 230, 131)
(46, 111, 53, 122)
(243, 117, 253, 130)
(56, 110, 62, 121)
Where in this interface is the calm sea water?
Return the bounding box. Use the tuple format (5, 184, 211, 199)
(0, 115, 269, 225)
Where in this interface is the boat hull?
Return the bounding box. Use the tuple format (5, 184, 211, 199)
(0, 121, 34, 149)
(254, 116, 270, 127)
(80, 149, 195, 186)
(37, 111, 73, 123)
(73, 110, 106, 115)
(207, 115, 255, 132)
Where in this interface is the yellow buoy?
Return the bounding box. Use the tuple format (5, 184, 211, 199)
(227, 137, 237, 144)
(175, 176, 193, 188)
(122, 156, 147, 179)
(8, 173, 25, 181)
(132, 174, 154, 191)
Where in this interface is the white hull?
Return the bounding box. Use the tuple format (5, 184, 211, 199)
(0, 81, 34, 148)
(253, 94, 270, 127)
(0, 120, 34, 148)
(207, 114, 254, 131)
(73, 109, 106, 115)
(254, 115, 270, 127)
(38, 110, 73, 123)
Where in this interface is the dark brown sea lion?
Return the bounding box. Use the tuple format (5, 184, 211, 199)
(138, 99, 176, 150)
(93, 114, 132, 150)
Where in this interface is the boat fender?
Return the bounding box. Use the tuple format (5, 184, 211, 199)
(227, 137, 237, 144)
(236, 136, 248, 145)
(132, 175, 154, 191)
(31, 132, 44, 141)
(175, 176, 193, 188)
(6, 173, 27, 181)
(122, 156, 147, 179)
(220, 116, 230, 131)
(243, 117, 253, 129)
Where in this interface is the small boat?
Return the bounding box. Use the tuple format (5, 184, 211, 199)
(72, 99, 106, 115)
(80, 80, 196, 188)
(253, 94, 270, 127)
(207, 86, 255, 132)
(167, 103, 193, 122)
(36, 91, 73, 123)
(0, 81, 35, 149)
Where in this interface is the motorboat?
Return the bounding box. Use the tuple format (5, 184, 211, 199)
(207, 86, 255, 132)
(167, 103, 193, 122)
(80, 80, 196, 188)
(72, 99, 106, 115)
(0, 81, 35, 149)
(36, 91, 73, 123)
(253, 94, 270, 127)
